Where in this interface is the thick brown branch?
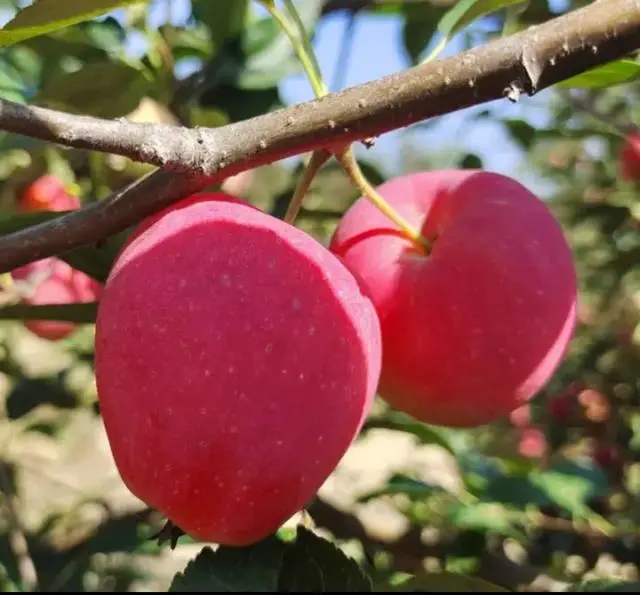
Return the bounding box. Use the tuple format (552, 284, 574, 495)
(0, 0, 639, 273)
(1, 0, 638, 176)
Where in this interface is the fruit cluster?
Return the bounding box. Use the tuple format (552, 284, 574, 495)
(10, 176, 101, 341)
(93, 168, 578, 546)
(509, 379, 631, 491)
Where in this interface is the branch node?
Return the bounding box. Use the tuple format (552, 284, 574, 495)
(520, 44, 544, 94)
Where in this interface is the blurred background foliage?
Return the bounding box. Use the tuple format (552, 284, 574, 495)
(0, 0, 639, 591)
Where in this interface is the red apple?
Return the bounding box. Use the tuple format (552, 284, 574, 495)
(19, 175, 80, 213)
(518, 426, 547, 459)
(509, 404, 531, 428)
(12, 178, 100, 340)
(12, 257, 101, 341)
(94, 192, 382, 546)
(619, 133, 640, 183)
(330, 170, 577, 428)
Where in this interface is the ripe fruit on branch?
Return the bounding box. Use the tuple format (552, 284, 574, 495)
(19, 175, 80, 213)
(94, 192, 382, 546)
(330, 170, 577, 428)
(619, 133, 640, 183)
(11, 177, 100, 341)
(12, 258, 101, 341)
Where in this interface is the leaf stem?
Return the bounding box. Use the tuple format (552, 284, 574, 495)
(260, 1, 327, 98)
(284, 150, 331, 225)
(261, 3, 430, 248)
(283, 0, 328, 96)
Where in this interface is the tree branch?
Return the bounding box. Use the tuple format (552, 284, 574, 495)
(0, 0, 638, 273)
(1, 0, 637, 175)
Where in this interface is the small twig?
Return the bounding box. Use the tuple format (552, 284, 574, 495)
(284, 150, 332, 224)
(0, 463, 39, 592)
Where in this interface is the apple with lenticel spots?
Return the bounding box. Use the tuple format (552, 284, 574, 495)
(94, 192, 382, 546)
(329, 170, 577, 428)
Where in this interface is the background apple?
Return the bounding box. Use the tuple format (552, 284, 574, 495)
(94, 192, 382, 546)
(619, 133, 640, 183)
(18, 174, 80, 213)
(12, 257, 101, 341)
(10, 176, 101, 340)
(330, 170, 577, 428)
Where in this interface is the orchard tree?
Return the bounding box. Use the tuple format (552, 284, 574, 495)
(0, 0, 639, 592)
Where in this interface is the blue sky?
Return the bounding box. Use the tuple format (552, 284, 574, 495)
(150, 0, 560, 195)
(1, 0, 565, 196)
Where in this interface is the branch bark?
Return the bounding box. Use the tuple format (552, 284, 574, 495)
(0, 0, 638, 273)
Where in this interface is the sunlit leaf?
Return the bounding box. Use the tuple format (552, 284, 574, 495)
(0, 0, 146, 47)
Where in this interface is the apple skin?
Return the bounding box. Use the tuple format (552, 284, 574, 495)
(329, 170, 577, 428)
(518, 426, 547, 459)
(619, 133, 640, 183)
(12, 258, 102, 341)
(94, 192, 382, 546)
(19, 175, 80, 213)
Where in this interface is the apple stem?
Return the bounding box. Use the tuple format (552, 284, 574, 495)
(260, 0, 328, 99)
(336, 148, 432, 255)
(284, 150, 331, 225)
(263, 0, 426, 249)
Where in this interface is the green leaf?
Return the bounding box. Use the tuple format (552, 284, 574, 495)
(201, 83, 282, 124)
(568, 580, 640, 592)
(449, 502, 522, 538)
(394, 572, 510, 592)
(358, 473, 444, 503)
(170, 528, 372, 592)
(278, 527, 372, 592)
(445, 556, 481, 576)
(0, 562, 20, 592)
(0, 302, 98, 324)
(481, 474, 551, 508)
(530, 460, 609, 517)
(193, 0, 250, 47)
(557, 60, 640, 89)
(401, 3, 447, 64)
(36, 60, 152, 118)
(0, 65, 26, 102)
(459, 153, 484, 169)
(0, 0, 146, 47)
(424, 0, 526, 62)
(233, 0, 324, 89)
(169, 537, 286, 592)
(502, 118, 537, 149)
(365, 411, 460, 456)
